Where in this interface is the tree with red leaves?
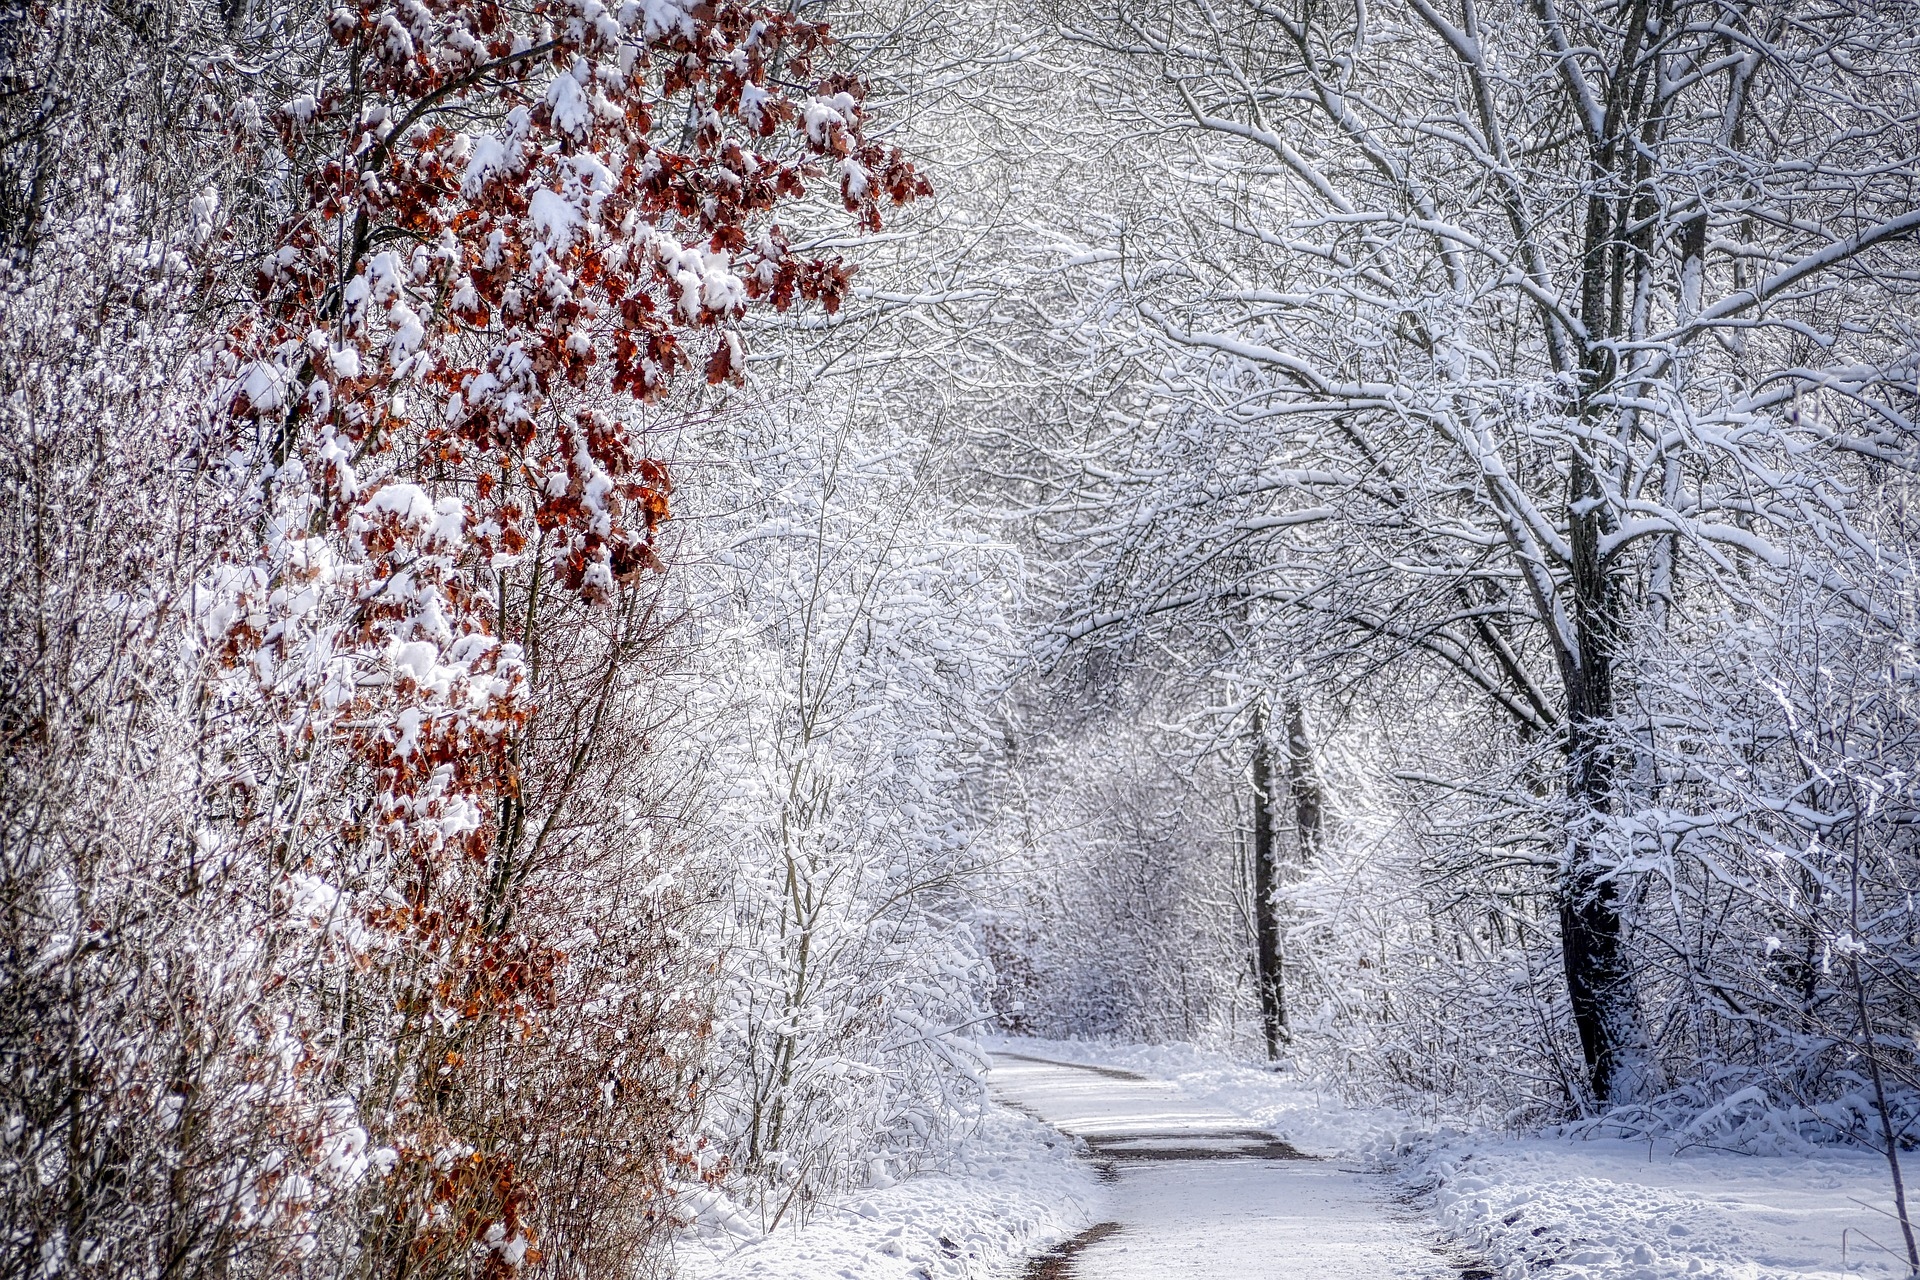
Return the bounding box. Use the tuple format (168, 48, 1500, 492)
(201, 0, 929, 1272)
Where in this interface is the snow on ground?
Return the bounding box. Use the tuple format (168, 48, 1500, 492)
(671, 1100, 1100, 1279)
(985, 1034, 1409, 1156)
(1398, 1133, 1917, 1280)
(991, 1049, 1455, 1280)
(992, 1047, 1323, 1143)
(992, 1035, 1920, 1280)
(671, 1036, 1920, 1280)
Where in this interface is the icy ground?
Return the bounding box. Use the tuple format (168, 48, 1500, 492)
(675, 1037, 1920, 1279)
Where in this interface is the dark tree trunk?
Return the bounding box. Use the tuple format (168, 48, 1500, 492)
(1560, 447, 1653, 1109)
(1251, 700, 1286, 1060)
(1557, 0, 1660, 1102)
(1557, 849, 1647, 1107)
(1284, 701, 1323, 864)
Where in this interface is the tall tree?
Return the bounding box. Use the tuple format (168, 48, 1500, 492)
(1053, 0, 1920, 1105)
(1250, 698, 1287, 1058)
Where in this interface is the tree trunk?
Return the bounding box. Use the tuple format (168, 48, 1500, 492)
(1561, 447, 1655, 1109)
(1283, 700, 1323, 864)
(1251, 700, 1286, 1060)
(1557, 848, 1652, 1108)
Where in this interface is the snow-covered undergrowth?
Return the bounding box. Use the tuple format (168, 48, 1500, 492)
(673, 1101, 1099, 1280)
(994, 1036, 1920, 1280)
(1394, 1133, 1918, 1280)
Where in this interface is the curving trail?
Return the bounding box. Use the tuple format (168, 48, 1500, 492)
(990, 1052, 1466, 1280)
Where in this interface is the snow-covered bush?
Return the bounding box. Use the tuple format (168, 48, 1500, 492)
(669, 392, 1019, 1220)
(1, 0, 931, 1273)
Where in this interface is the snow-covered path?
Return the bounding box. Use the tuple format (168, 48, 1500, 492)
(990, 1052, 1459, 1280)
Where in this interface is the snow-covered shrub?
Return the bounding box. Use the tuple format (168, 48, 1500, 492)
(672, 396, 1019, 1220)
(978, 688, 1260, 1047)
(1, 0, 932, 1273)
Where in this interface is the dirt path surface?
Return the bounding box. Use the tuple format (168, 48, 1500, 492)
(990, 1052, 1464, 1280)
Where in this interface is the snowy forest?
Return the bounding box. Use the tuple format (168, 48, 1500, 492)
(4, 0, 1920, 1276)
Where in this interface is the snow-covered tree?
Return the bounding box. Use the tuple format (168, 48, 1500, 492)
(671, 397, 1017, 1217)
(1, 0, 931, 1271)
(1031, 0, 1920, 1108)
